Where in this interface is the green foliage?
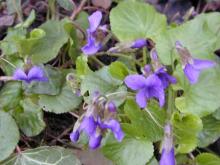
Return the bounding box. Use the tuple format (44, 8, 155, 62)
(76, 56, 91, 77)
(56, 0, 74, 11)
(24, 66, 64, 95)
(102, 137, 153, 165)
(175, 65, 220, 117)
(0, 111, 19, 162)
(196, 153, 220, 165)
(39, 85, 82, 114)
(198, 114, 220, 147)
(0, 82, 22, 110)
(13, 98, 45, 137)
(123, 99, 165, 142)
(110, 1, 166, 41)
(81, 66, 122, 95)
(6, 0, 22, 15)
(155, 13, 217, 65)
(171, 112, 203, 153)
(30, 19, 69, 64)
(109, 61, 129, 80)
(0, 27, 26, 55)
(1, 146, 81, 165)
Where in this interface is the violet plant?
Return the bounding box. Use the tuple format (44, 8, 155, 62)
(0, 1, 220, 165)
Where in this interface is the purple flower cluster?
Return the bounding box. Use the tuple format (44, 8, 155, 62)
(160, 124, 176, 165)
(13, 66, 48, 83)
(175, 41, 215, 84)
(70, 93, 124, 149)
(124, 50, 176, 108)
(81, 11, 107, 55)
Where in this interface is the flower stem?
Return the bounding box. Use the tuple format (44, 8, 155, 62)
(142, 47, 147, 65)
(91, 56, 105, 67)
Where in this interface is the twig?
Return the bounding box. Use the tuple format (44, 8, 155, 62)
(70, 0, 87, 20)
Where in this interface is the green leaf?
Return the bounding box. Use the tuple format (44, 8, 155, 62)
(175, 65, 220, 117)
(155, 13, 217, 65)
(198, 114, 220, 147)
(110, 1, 166, 41)
(212, 107, 220, 120)
(0, 111, 19, 162)
(16, 9, 36, 28)
(30, 19, 69, 64)
(1, 146, 81, 165)
(194, 12, 220, 50)
(0, 27, 26, 55)
(6, 0, 22, 15)
(102, 137, 153, 165)
(109, 61, 129, 80)
(17, 28, 46, 56)
(24, 66, 64, 95)
(171, 112, 203, 153)
(0, 82, 22, 110)
(56, 0, 74, 11)
(13, 98, 45, 137)
(123, 99, 165, 142)
(75, 11, 89, 31)
(76, 56, 91, 77)
(196, 153, 220, 165)
(39, 85, 82, 114)
(0, 55, 24, 75)
(64, 22, 80, 61)
(80, 66, 122, 95)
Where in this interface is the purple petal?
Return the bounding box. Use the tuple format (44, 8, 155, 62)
(28, 66, 48, 82)
(136, 89, 148, 108)
(113, 129, 124, 142)
(143, 65, 151, 75)
(175, 41, 183, 48)
(107, 101, 117, 113)
(184, 64, 200, 84)
(70, 130, 80, 142)
(156, 68, 177, 89)
(148, 85, 165, 107)
(81, 32, 102, 55)
(103, 119, 121, 132)
(160, 148, 176, 165)
(150, 49, 158, 61)
(88, 11, 102, 33)
(13, 68, 28, 82)
(124, 74, 146, 90)
(80, 116, 97, 136)
(145, 74, 162, 87)
(131, 39, 146, 48)
(89, 133, 102, 149)
(193, 59, 215, 70)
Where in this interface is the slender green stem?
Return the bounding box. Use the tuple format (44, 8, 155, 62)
(12, 0, 23, 22)
(142, 47, 147, 65)
(91, 56, 105, 67)
(95, 52, 142, 66)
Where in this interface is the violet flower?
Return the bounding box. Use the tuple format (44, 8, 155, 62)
(150, 49, 177, 89)
(13, 66, 48, 83)
(124, 73, 165, 108)
(160, 124, 176, 165)
(175, 41, 215, 84)
(155, 68, 177, 89)
(131, 39, 147, 49)
(89, 132, 102, 149)
(70, 94, 124, 149)
(81, 11, 107, 55)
